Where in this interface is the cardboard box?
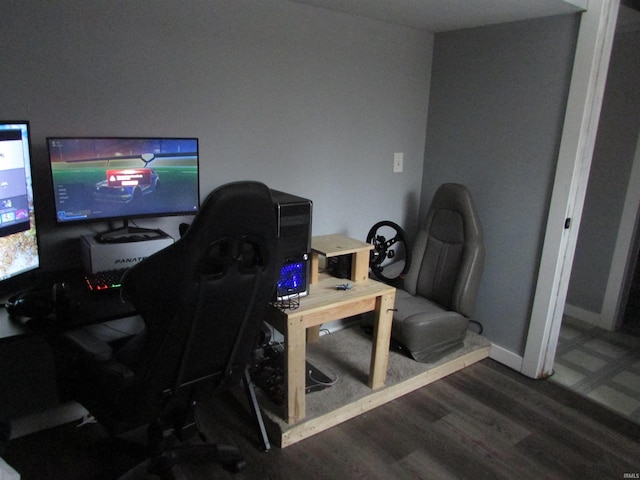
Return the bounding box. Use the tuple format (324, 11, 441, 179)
(81, 232, 174, 273)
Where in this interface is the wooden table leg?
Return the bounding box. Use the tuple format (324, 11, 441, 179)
(351, 249, 371, 282)
(285, 317, 307, 424)
(310, 251, 319, 285)
(368, 291, 395, 389)
(306, 325, 321, 343)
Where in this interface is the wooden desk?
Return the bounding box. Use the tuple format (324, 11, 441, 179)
(266, 273, 396, 424)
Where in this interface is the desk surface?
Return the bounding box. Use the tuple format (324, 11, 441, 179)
(268, 273, 395, 329)
(0, 270, 136, 342)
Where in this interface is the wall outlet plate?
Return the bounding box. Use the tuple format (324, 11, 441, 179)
(393, 152, 403, 173)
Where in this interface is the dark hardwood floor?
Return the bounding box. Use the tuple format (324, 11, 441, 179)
(4, 359, 640, 479)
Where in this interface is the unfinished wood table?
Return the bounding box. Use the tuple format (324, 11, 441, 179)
(265, 272, 396, 424)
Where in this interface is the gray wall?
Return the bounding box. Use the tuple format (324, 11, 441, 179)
(0, 0, 432, 272)
(0, 0, 589, 362)
(567, 29, 640, 314)
(422, 15, 580, 355)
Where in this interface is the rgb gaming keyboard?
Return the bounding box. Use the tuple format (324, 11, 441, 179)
(84, 268, 128, 292)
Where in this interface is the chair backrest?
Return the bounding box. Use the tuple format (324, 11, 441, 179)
(120, 181, 278, 418)
(403, 183, 484, 317)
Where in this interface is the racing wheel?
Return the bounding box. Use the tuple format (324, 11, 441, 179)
(366, 220, 411, 284)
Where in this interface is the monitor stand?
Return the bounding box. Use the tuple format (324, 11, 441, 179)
(95, 220, 166, 244)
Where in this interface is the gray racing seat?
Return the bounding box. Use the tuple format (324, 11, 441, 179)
(391, 183, 484, 362)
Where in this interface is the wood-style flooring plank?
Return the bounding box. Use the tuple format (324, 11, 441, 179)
(445, 360, 640, 460)
(4, 359, 639, 480)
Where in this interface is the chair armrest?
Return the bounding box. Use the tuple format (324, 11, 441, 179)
(64, 329, 114, 362)
(97, 359, 135, 391)
(64, 329, 135, 390)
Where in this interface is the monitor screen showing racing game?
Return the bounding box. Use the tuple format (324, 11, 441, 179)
(0, 121, 40, 287)
(48, 137, 200, 231)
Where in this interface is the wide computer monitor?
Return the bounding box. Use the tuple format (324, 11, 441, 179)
(47, 137, 199, 242)
(0, 121, 40, 292)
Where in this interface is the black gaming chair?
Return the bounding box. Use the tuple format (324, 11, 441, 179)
(63, 181, 279, 478)
(390, 183, 484, 362)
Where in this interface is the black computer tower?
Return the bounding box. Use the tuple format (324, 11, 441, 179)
(270, 189, 312, 300)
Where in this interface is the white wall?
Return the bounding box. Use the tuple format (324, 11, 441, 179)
(0, 0, 433, 271)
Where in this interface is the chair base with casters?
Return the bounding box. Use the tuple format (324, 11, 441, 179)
(143, 367, 271, 473)
(120, 402, 247, 480)
(115, 421, 246, 480)
(130, 368, 270, 479)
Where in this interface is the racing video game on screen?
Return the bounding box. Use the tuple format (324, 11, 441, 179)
(48, 138, 199, 223)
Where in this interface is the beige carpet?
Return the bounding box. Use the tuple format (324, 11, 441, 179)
(253, 326, 491, 445)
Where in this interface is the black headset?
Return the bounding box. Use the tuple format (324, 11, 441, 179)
(4, 283, 68, 319)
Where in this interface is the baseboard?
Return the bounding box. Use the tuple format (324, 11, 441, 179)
(564, 303, 606, 328)
(489, 343, 523, 372)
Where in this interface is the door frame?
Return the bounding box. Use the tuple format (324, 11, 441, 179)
(521, 0, 620, 379)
